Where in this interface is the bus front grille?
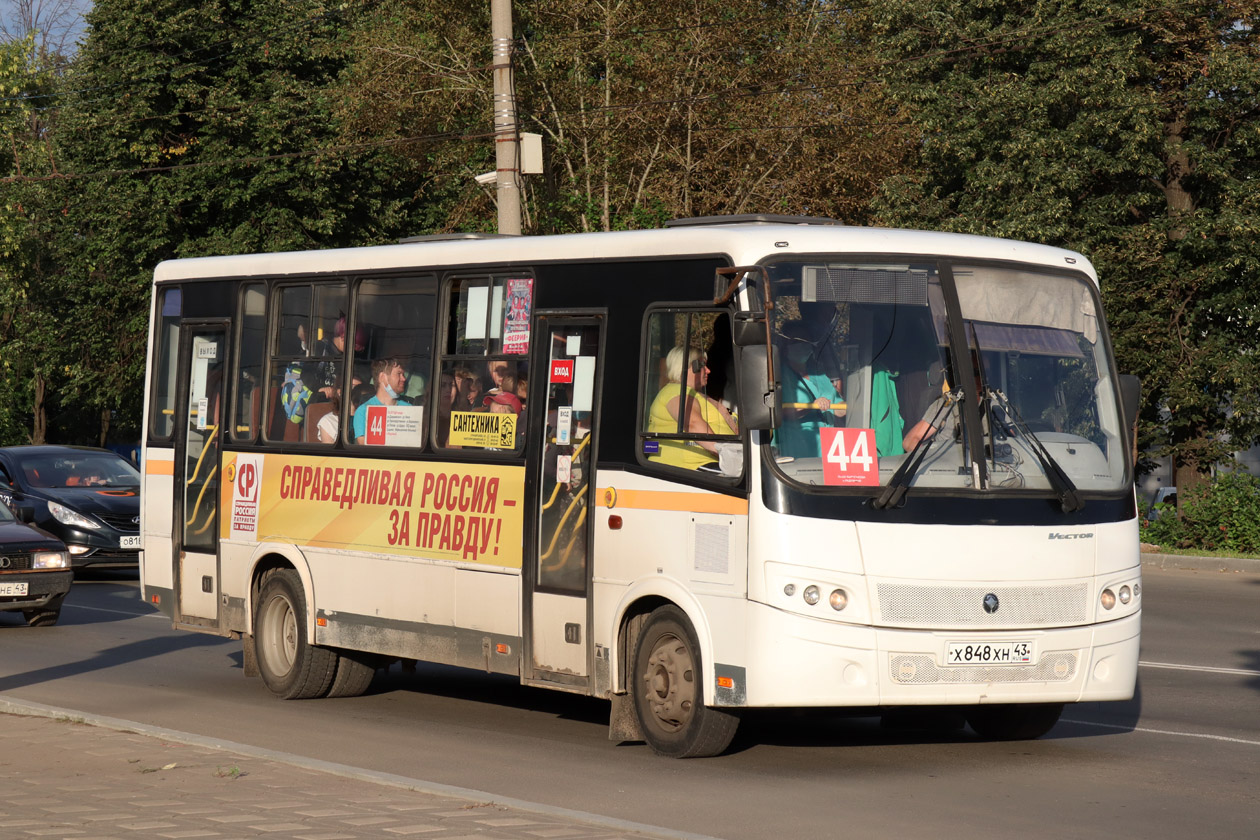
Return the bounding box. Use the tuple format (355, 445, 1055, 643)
(889, 652, 1078, 685)
(875, 582, 1090, 629)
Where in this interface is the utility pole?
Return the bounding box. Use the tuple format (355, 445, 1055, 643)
(491, 0, 521, 235)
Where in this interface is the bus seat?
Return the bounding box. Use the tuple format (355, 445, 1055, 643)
(305, 403, 333, 442)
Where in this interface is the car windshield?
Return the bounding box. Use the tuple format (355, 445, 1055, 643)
(0, 503, 13, 523)
(765, 259, 1127, 494)
(20, 452, 141, 489)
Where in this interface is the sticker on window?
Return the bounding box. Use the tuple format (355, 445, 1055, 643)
(450, 410, 517, 448)
(820, 428, 879, 486)
(502, 278, 533, 355)
(364, 405, 425, 447)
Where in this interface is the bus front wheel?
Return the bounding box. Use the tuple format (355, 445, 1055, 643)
(254, 569, 337, 699)
(966, 703, 1064, 741)
(632, 605, 738, 758)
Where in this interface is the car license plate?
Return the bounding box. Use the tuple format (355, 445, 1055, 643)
(120, 535, 142, 549)
(946, 641, 1033, 666)
(0, 582, 29, 596)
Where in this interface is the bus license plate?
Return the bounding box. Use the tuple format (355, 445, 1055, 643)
(0, 582, 29, 596)
(120, 536, 142, 549)
(946, 641, 1032, 666)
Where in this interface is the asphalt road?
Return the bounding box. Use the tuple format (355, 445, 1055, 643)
(1, 566, 1256, 840)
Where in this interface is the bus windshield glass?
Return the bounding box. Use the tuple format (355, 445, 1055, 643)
(765, 260, 1127, 494)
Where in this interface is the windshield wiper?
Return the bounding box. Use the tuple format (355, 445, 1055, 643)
(987, 388, 1084, 513)
(872, 389, 960, 510)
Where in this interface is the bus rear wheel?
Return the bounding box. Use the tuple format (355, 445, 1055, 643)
(631, 606, 738, 758)
(966, 703, 1064, 741)
(325, 651, 377, 698)
(254, 569, 336, 699)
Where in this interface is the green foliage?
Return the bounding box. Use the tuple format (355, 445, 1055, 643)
(1143, 472, 1260, 554)
(868, 0, 1260, 482)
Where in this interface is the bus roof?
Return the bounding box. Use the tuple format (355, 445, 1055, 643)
(152, 221, 1098, 285)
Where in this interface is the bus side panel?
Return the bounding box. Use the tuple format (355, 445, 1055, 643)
(591, 469, 748, 703)
(140, 446, 176, 617)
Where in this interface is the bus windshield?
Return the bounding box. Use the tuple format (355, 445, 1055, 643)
(765, 259, 1128, 494)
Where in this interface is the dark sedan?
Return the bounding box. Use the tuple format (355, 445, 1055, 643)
(0, 500, 72, 625)
(0, 446, 141, 570)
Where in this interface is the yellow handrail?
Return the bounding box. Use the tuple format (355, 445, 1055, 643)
(185, 424, 219, 487)
(541, 434, 592, 512)
(186, 464, 219, 535)
(539, 485, 586, 565)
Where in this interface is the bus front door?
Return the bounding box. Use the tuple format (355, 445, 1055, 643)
(173, 324, 227, 631)
(526, 315, 605, 688)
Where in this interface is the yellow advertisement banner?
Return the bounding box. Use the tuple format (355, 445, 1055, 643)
(448, 410, 516, 448)
(220, 452, 525, 569)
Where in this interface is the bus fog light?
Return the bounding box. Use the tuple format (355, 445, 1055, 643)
(803, 585, 820, 605)
(1118, 585, 1131, 605)
(783, 583, 796, 597)
(829, 589, 848, 611)
(1100, 589, 1116, 610)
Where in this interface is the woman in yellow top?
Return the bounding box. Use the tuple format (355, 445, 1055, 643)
(647, 345, 738, 469)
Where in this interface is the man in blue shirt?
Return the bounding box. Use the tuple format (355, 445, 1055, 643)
(353, 357, 411, 443)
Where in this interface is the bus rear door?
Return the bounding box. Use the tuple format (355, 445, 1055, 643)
(172, 323, 228, 631)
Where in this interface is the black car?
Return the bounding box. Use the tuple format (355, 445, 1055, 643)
(0, 446, 141, 570)
(0, 500, 72, 625)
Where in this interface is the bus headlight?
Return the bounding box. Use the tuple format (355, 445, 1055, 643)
(1118, 585, 1131, 605)
(783, 583, 796, 597)
(1100, 588, 1116, 610)
(802, 585, 820, 605)
(829, 589, 848, 611)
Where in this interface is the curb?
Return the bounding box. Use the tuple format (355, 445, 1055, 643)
(0, 696, 722, 840)
(1140, 552, 1260, 574)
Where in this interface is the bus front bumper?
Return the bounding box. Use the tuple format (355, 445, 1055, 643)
(734, 601, 1139, 708)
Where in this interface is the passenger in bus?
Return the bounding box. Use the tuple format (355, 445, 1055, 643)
(315, 375, 350, 444)
(646, 345, 738, 470)
(775, 321, 845, 458)
(353, 358, 411, 444)
(454, 365, 482, 409)
(316, 316, 366, 401)
(435, 372, 459, 448)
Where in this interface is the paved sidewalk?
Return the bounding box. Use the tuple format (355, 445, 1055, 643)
(0, 701, 704, 840)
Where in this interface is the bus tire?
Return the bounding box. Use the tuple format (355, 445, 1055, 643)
(632, 605, 738, 758)
(325, 650, 376, 698)
(254, 569, 337, 699)
(966, 703, 1064, 741)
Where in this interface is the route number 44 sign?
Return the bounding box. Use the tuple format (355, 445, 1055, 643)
(820, 428, 879, 486)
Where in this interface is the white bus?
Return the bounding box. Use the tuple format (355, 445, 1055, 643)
(140, 215, 1142, 757)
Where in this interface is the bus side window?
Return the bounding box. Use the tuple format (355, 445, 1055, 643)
(232, 283, 266, 442)
(263, 281, 348, 445)
(434, 274, 531, 452)
(348, 274, 437, 449)
(638, 309, 742, 478)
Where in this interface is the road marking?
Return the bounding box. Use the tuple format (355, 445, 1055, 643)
(1139, 660, 1260, 677)
(64, 604, 164, 620)
(1062, 718, 1260, 747)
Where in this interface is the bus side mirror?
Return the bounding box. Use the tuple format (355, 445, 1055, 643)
(737, 345, 779, 431)
(731, 313, 764, 346)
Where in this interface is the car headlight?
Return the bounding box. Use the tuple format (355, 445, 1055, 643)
(47, 501, 101, 530)
(32, 551, 69, 569)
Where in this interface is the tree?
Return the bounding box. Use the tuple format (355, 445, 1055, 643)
(1, 0, 430, 444)
(868, 0, 1260, 495)
(333, 0, 913, 233)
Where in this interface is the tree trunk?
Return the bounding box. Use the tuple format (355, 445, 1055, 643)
(1173, 459, 1208, 515)
(31, 371, 46, 444)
